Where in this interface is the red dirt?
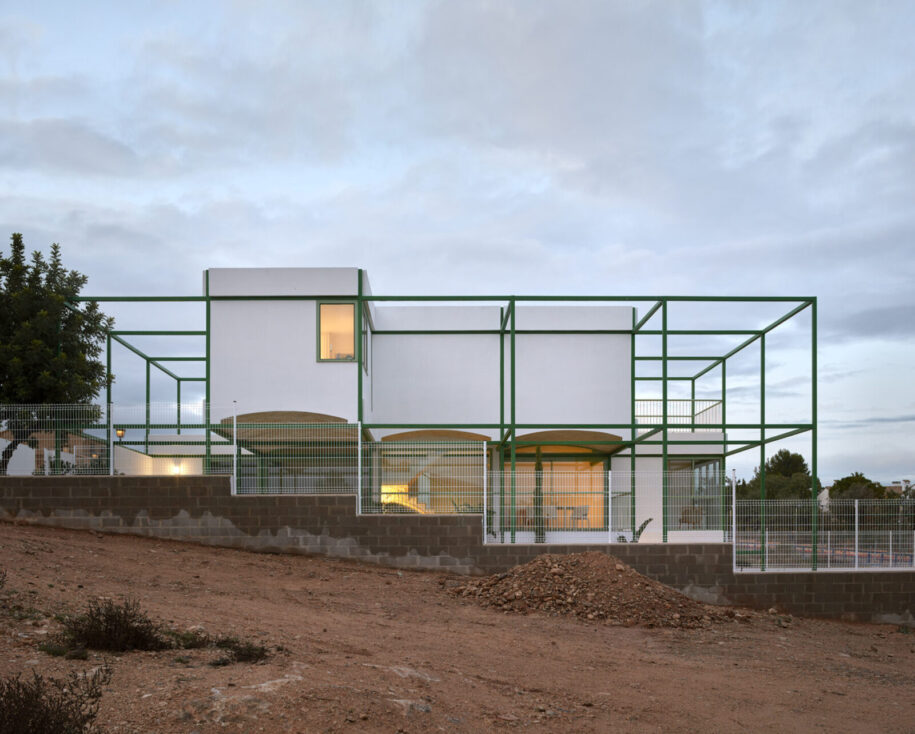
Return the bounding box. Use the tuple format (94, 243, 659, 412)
(1, 522, 913, 733)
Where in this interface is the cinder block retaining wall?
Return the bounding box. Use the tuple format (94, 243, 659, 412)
(1, 477, 912, 623)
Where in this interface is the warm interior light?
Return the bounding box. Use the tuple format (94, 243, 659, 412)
(171, 463, 182, 475)
(115, 428, 125, 440)
(380, 484, 428, 514)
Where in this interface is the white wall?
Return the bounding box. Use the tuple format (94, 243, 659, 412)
(210, 299, 356, 421)
(371, 334, 500, 431)
(0, 440, 36, 475)
(207, 268, 359, 296)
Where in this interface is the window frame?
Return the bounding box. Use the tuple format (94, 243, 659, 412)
(316, 300, 357, 363)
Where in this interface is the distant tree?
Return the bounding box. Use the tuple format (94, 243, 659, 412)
(737, 449, 821, 500)
(829, 472, 885, 500)
(0, 234, 112, 474)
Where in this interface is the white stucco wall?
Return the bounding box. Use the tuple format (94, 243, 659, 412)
(209, 299, 357, 421)
(207, 267, 359, 297)
(370, 333, 500, 431)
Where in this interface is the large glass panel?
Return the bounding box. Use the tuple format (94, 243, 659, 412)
(319, 303, 355, 360)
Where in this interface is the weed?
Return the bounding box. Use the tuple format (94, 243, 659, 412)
(37, 641, 68, 658)
(0, 665, 111, 734)
(210, 636, 269, 666)
(62, 599, 168, 652)
(164, 628, 210, 650)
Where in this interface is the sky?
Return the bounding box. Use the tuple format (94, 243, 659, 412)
(1, 1, 913, 483)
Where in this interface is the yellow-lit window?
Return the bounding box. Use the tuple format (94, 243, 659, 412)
(318, 303, 355, 361)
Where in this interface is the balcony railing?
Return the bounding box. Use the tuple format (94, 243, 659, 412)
(634, 399, 722, 431)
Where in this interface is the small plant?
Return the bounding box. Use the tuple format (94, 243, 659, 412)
(210, 636, 269, 666)
(0, 665, 112, 734)
(164, 628, 210, 650)
(62, 599, 168, 652)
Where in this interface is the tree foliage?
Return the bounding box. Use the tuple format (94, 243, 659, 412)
(737, 449, 820, 499)
(0, 234, 112, 474)
(829, 472, 885, 500)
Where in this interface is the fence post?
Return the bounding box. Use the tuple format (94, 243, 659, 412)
(854, 500, 859, 569)
(108, 404, 114, 476)
(889, 530, 893, 567)
(827, 531, 831, 569)
(482, 441, 487, 544)
(231, 401, 237, 496)
(357, 422, 362, 515)
(731, 470, 737, 572)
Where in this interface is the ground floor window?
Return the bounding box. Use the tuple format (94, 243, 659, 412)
(668, 458, 724, 531)
(501, 457, 608, 531)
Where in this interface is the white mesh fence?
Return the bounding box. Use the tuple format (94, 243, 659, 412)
(734, 499, 915, 572)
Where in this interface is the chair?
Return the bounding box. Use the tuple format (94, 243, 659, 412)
(570, 506, 589, 529)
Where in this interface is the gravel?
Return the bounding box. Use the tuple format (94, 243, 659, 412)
(449, 551, 749, 628)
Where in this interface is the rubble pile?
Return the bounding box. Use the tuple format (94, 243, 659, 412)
(450, 552, 747, 628)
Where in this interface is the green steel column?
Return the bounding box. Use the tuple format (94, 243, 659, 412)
(357, 269, 363, 423)
(145, 359, 150, 454)
(721, 360, 727, 535)
(662, 300, 668, 543)
(510, 299, 516, 544)
(690, 378, 696, 433)
(176, 380, 181, 435)
(205, 271, 211, 475)
(630, 308, 636, 535)
(760, 333, 766, 571)
(811, 299, 818, 571)
(499, 306, 505, 542)
(106, 333, 112, 407)
(106, 332, 112, 465)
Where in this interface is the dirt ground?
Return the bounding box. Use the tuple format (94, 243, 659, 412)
(1, 522, 913, 734)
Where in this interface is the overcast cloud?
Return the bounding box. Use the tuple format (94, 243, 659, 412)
(1, 0, 912, 482)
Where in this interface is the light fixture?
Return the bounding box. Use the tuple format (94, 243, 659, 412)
(115, 428, 125, 441)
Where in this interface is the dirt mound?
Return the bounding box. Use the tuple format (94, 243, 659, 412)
(449, 552, 747, 628)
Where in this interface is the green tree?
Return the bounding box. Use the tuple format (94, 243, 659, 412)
(0, 233, 112, 474)
(737, 449, 821, 500)
(829, 472, 885, 499)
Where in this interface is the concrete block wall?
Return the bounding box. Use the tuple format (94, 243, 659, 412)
(0, 477, 912, 623)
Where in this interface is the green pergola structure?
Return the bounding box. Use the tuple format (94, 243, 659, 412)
(74, 277, 817, 563)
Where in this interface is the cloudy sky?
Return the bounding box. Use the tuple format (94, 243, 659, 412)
(1, 1, 913, 482)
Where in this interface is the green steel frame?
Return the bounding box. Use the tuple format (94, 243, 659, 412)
(74, 280, 817, 553)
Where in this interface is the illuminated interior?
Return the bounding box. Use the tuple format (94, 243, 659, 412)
(380, 483, 430, 514)
(319, 303, 355, 360)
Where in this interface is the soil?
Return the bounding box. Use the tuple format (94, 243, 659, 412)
(448, 552, 745, 628)
(1, 522, 913, 733)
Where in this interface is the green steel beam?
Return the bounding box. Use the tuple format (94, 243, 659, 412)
(692, 300, 813, 380)
(72, 296, 206, 302)
(149, 361, 180, 381)
(144, 357, 206, 362)
(724, 426, 812, 456)
(111, 331, 206, 336)
(633, 301, 663, 331)
(635, 356, 723, 361)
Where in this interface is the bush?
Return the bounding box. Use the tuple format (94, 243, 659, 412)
(211, 636, 269, 666)
(62, 599, 168, 652)
(0, 665, 111, 734)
